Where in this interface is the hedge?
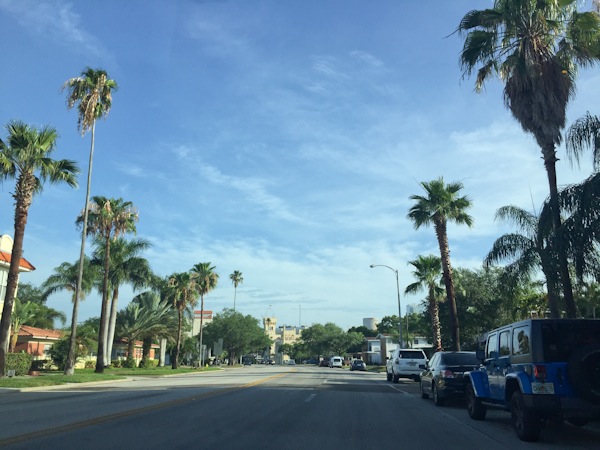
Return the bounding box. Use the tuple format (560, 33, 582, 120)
(5, 352, 32, 376)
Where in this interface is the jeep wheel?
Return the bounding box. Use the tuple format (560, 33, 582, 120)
(567, 344, 600, 404)
(433, 385, 445, 406)
(393, 373, 400, 383)
(386, 371, 393, 382)
(511, 390, 542, 442)
(420, 383, 429, 399)
(465, 384, 486, 420)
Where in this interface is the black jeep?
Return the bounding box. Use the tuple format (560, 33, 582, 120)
(465, 319, 600, 442)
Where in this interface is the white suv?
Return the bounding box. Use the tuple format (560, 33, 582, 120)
(386, 348, 428, 383)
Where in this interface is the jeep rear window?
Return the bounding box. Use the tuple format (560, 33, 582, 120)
(512, 325, 530, 355)
(541, 322, 600, 362)
(399, 351, 423, 359)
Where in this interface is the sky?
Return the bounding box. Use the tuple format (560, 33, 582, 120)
(0, 0, 599, 332)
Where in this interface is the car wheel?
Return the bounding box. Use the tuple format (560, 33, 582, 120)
(433, 384, 445, 406)
(393, 373, 400, 384)
(511, 390, 542, 442)
(567, 417, 588, 427)
(567, 344, 600, 404)
(420, 382, 429, 399)
(386, 371, 393, 382)
(465, 384, 486, 420)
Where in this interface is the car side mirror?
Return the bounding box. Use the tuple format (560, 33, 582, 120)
(476, 349, 485, 361)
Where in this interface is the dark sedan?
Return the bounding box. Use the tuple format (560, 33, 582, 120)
(420, 351, 480, 406)
(350, 360, 367, 371)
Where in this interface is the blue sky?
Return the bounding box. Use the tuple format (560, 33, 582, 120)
(0, 0, 598, 331)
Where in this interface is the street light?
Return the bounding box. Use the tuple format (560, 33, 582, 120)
(370, 264, 406, 347)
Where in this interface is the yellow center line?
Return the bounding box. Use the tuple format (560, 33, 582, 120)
(0, 370, 293, 447)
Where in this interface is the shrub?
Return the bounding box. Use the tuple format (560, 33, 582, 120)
(122, 356, 137, 368)
(49, 336, 86, 370)
(111, 359, 122, 368)
(5, 352, 32, 376)
(84, 360, 95, 369)
(139, 357, 158, 368)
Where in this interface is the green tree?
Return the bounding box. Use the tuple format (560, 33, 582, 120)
(376, 315, 400, 338)
(203, 309, 271, 365)
(92, 237, 153, 366)
(16, 283, 66, 329)
(347, 325, 377, 338)
(78, 196, 138, 373)
(404, 255, 445, 352)
(566, 112, 600, 170)
(0, 120, 78, 377)
(457, 0, 600, 318)
(407, 177, 473, 350)
(166, 272, 198, 369)
(229, 270, 243, 311)
(62, 67, 118, 376)
(9, 298, 38, 352)
(42, 257, 99, 305)
(190, 262, 219, 367)
(299, 323, 362, 357)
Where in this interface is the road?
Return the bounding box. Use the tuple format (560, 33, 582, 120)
(1, 365, 599, 449)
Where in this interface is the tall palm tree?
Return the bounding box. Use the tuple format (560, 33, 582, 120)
(62, 67, 117, 376)
(407, 177, 473, 351)
(190, 262, 219, 368)
(485, 205, 561, 317)
(166, 272, 199, 369)
(229, 270, 243, 310)
(566, 112, 600, 170)
(78, 196, 138, 373)
(404, 255, 445, 352)
(0, 121, 78, 377)
(457, 0, 600, 318)
(41, 257, 98, 304)
(92, 237, 152, 365)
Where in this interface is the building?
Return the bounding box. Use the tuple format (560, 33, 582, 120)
(189, 309, 213, 337)
(362, 317, 378, 330)
(0, 234, 36, 321)
(262, 316, 304, 363)
(14, 325, 62, 362)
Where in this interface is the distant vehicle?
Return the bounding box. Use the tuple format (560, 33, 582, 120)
(420, 351, 479, 406)
(286, 360, 296, 365)
(303, 358, 319, 365)
(266, 359, 275, 365)
(319, 358, 330, 367)
(242, 356, 253, 366)
(329, 356, 343, 368)
(350, 360, 367, 371)
(386, 349, 428, 382)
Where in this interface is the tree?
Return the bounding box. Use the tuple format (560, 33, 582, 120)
(92, 237, 152, 366)
(566, 112, 600, 171)
(9, 298, 38, 352)
(229, 270, 243, 311)
(347, 325, 377, 338)
(376, 315, 400, 338)
(16, 283, 66, 329)
(190, 262, 219, 367)
(407, 177, 473, 351)
(485, 205, 562, 317)
(42, 258, 98, 304)
(404, 255, 445, 352)
(166, 272, 198, 369)
(77, 196, 138, 373)
(62, 67, 118, 376)
(298, 323, 362, 357)
(457, 0, 600, 318)
(0, 120, 78, 377)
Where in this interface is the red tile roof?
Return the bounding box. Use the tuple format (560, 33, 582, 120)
(18, 325, 62, 340)
(0, 250, 35, 271)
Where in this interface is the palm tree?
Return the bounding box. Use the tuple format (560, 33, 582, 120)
(566, 112, 600, 170)
(92, 237, 152, 365)
(62, 67, 117, 376)
(404, 255, 445, 352)
(0, 120, 78, 377)
(190, 262, 219, 368)
(229, 270, 243, 310)
(457, 0, 600, 318)
(485, 205, 561, 318)
(78, 196, 138, 373)
(407, 177, 473, 351)
(41, 257, 99, 304)
(166, 272, 199, 369)
(9, 298, 39, 352)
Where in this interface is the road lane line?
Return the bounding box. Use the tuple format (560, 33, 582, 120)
(305, 393, 317, 403)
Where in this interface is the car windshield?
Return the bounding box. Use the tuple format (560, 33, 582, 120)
(441, 353, 479, 366)
(541, 321, 600, 362)
(400, 351, 424, 359)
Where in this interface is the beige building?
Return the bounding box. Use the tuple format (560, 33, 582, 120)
(262, 316, 304, 363)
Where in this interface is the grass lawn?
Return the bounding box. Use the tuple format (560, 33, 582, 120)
(0, 366, 220, 389)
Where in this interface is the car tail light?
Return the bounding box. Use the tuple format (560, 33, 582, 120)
(441, 369, 454, 378)
(533, 365, 547, 381)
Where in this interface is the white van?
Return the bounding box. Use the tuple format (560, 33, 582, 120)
(329, 356, 343, 368)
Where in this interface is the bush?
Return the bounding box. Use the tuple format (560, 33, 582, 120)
(139, 357, 158, 368)
(122, 356, 137, 368)
(111, 359, 122, 368)
(5, 352, 32, 376)
(30, 359, 50, 371)
(84, 360, 95, 369)
(49, 336, 86, 370)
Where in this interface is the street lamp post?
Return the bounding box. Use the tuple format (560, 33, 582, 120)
(370, 264, 406, 347)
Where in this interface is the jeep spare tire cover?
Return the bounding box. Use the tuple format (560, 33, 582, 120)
(567, 344, 600, 404)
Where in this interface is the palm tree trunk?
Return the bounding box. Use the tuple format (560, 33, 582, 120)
(0, 190, 31, 376)
(199, 295, 205, 368)
(106, 287, 119, 366)
(428, 286, 443, 352)
(434, 219, 460, 351)
(543, 146, 577, 318)
(65, 120, 96, 376)
(172, 309, 183, 369)
(95, 236, 111, 373)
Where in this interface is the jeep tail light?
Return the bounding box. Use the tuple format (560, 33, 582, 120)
(533, 365, 547, 381)
(441, 370, 454, 378)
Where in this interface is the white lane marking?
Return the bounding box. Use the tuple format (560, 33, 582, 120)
(305, 393, 317, 403)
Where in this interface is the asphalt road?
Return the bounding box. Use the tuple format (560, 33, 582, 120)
(1, 365, 599, 449)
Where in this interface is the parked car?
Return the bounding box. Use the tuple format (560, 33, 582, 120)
(329, 356, 343, 368)
(319, 358, 330, 367)
(420, 351, 480, 406)
(303, 358, 319, 365)
(350, 360, 367, 371)
(386, 348, 428, 382)
(465, 318, 600, 442)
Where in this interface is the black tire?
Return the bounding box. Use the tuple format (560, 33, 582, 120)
(386, 371, 393, 382)
(567, 344, 600, 404)
(420, 382, 429, 399)
(511, 390, 542, 442)
(433, 384, 445, 406)
(567, 417, 588, 427)
(466, 384, 486, 420)
(393, 373, 400, 384)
